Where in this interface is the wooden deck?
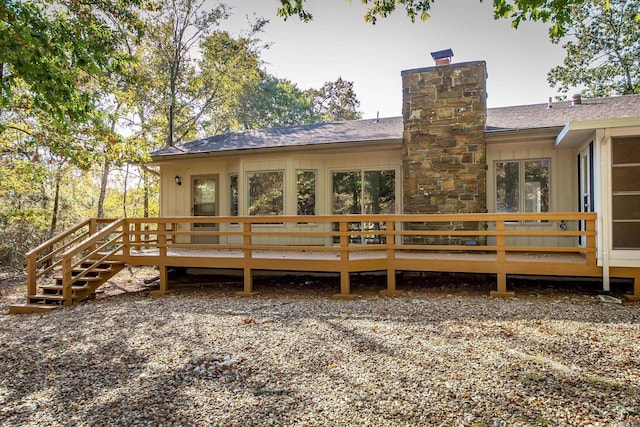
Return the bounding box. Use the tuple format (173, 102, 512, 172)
(11, 213, 640, 312)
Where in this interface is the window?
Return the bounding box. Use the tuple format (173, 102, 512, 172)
(332, 169, 396, 244)
(247, 171, 284, 216)
(296, 170, 316, 216)
(496, 159, 549, 214)
(611, 137, 640, 249)
(229, 174, 238, 217)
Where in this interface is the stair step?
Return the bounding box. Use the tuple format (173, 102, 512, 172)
(54, 275, 102, 283)
(9, 304, 60, 314)
(40, 284, 88, 292)
(28, 294, 66, 301)
(84, 260, 124, 266)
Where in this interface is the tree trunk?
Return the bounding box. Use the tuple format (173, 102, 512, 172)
(97, 157, 110, 218)
(50, 173, 61, 235)
(143, 168, 149, 218)
(123, 163, 130, 218)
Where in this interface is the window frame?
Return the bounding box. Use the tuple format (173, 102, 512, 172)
(494, 158, 551, 223)
(246, 170, 285, 217)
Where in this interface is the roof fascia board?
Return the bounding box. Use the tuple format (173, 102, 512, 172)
(486, 127, 562, 144)
(556, 117, 640, 147)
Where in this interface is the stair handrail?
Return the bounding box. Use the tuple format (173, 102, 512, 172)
(24, 218, 102, 297)
(60, 218, 126, 305)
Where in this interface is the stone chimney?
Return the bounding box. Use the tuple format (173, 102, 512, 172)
(402, 60, 488, 216)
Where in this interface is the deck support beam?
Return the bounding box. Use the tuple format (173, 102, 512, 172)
(627, 276, 640, 301)
(235, 268, 259, 297)
(150, 265, 172, 296)
(333, 271, 358, 300)
(380, 269, 403, 297)
(490, 272, 515, 297)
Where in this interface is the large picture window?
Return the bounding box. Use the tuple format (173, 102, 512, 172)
(247, 171, 284, 216)
(496, 159, 550, 214)
(332, 169, 396, 244)
(332, 170, 395, 215)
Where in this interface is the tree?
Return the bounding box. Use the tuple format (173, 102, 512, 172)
(275, 0, 631, 37)
(308, 77, 362, 122)
(1, 0, 146, 133)
(237, 75, 317, 129)
(547, 0, 639, 97)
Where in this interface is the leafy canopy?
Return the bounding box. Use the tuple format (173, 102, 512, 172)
(275, 0, 628, 37)
(547, 0, 639, 97)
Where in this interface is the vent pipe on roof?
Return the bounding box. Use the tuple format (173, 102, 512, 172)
(547, 97, 553, 109)
(572, 93, 582, 105)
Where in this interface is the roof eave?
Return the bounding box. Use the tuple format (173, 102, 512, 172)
(486, 126, 564, 143)
(148, 137, 403, 165)
(556, 117, 640, 147)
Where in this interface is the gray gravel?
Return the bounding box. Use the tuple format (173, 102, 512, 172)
(1, 284, 640, 426)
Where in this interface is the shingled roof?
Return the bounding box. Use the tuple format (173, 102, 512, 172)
(151, 94, 640, 158)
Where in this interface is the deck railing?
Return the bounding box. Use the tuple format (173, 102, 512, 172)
(22, 212, 640, 301)
(117, 212, 598, 297)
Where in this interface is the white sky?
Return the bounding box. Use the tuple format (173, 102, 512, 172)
(220, 0, 569, 120)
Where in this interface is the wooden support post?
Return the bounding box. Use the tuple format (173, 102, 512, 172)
(490, 219, 514, 297)
(25, 254, 37, 297)
(334, 219, 357, 300)
(150, 224, 173, 296)
(134, 223, 142, 251)
(150, 265, 171, 296)
(235, 221, 258, 297)
(62, 257, 73, 306)
(122, 221, 130, 258)
(586, 218, 596, 266)
(380, 220, 402, 296)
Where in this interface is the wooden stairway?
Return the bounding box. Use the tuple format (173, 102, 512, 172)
(9, 260, 125, 313)
(9, 218, 127, 314)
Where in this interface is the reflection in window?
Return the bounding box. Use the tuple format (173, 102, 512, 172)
(229, 174, 238, 217)
(332, 171, 362, 214)
(247, 171, 284, 216)
(496, 161, 519, 212)
(364, 170, 396, 214)
(332, 169, 395, 244)
(297, 170, 316, 215)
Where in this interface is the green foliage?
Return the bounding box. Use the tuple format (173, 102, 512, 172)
(1, 0, 146, 130)
(277, 0, 598, 37)
(547, 0, 639, 97)
(238, 75, 317, 129)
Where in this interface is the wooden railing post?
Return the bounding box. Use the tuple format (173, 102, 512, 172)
(491, 218, 514, 297)
(62, 256, 73, 306)
(381, 219, 402, 296)
(235, 220, 258, 297)
(334, 218, 356, 299)
(25, 254, 37, 297)
(586, 215, 596, 266)
(121, 220, 131, 258)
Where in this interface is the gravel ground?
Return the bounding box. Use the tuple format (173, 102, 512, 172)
(1, 270, 640, 426)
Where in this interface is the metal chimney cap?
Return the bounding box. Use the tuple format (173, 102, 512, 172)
(430, 49, 454, 61)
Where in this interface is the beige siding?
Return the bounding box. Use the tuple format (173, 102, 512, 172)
(158, 146, 401, 247)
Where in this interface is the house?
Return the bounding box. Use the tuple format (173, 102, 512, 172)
(149, 60, 640, 295)
(10, 58, 640, 313)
